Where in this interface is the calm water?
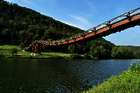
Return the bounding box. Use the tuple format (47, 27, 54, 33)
(0, 58, 139, 93)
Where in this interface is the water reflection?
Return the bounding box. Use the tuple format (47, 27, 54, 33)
(0, 58, 139, 93)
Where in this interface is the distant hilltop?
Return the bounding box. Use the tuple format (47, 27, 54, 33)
(0, 0, 83, 45)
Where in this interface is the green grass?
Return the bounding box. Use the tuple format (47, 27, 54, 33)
(82, 64, 140, 93)
(39, 52, 72, 58)
(0, 45, 19, 49)
(0, 45, 20, 56)
(0, 45, 73, 59)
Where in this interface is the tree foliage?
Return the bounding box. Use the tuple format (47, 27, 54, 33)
(0, 0, 83, 46)
(111, 46, 135, 59)
(86, 39, 114, 59)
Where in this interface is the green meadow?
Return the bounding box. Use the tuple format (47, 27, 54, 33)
(0, 45, 72, 59)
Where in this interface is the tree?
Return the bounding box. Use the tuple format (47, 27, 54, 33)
(111, 47, 135, 59)
(89, 45, 110, 59)
(87, 39, 114, 59)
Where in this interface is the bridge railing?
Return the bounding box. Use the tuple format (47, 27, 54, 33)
(87, 7, 140, 32)
(59, 7, 140, 44)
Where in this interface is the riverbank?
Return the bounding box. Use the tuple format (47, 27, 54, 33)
(0, 45, 74, 59)
(82, 64, 140, 93)
(0, 45, 140, 60)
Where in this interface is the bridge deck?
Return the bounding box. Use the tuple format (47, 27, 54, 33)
(26, 8, 140, 52)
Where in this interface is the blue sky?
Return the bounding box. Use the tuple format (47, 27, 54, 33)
(5, 0, 140, 46)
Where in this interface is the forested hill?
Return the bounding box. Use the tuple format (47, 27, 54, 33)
(0, 0, 114, 53)
(0, 0, 83, 45)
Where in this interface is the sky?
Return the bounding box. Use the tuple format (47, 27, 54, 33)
(5, 0, 140, 46)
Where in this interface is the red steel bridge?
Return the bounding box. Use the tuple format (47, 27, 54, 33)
(26, 8, 140, 53)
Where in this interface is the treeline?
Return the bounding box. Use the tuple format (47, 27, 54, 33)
(46, 38, 115, 59)
(111, 46, 140, 59)
(0, 0, 82, 46)
(67, 38, 114, 59)
(89, 46, 140, 59)
(66, 44, 140, 59)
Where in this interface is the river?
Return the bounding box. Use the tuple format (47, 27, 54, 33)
(0, 58, 139, 93)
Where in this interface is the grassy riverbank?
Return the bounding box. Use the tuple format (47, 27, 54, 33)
(82, 64, 140, 93)
(0, 45, 140, 60)
(0, 45, 73, 59)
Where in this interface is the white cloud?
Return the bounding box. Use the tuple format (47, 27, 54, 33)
(5, 0, 31, 4)
(5, 0, 13, 2)
(54, 18, 82, 30)
(84, 0, 97, 13)
(85, 0, 95, 10)
(18, 0, 32, 4)
(70, 15, 91, 25)
(68, 15, 93, 30)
